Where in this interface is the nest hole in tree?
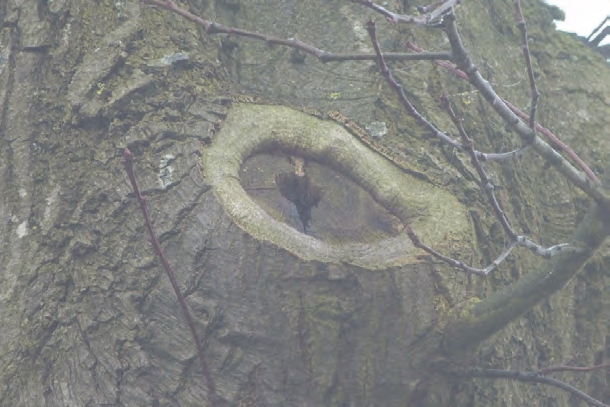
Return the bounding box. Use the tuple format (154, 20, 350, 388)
(240, 151, 405, 245)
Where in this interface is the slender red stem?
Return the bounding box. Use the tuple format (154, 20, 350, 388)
(122, 148, 217, 405)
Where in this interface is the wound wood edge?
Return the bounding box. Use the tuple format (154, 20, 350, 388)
(325, 110, 430, 181)
(230, 93, 432, 182)
(203, 103, 470, 270)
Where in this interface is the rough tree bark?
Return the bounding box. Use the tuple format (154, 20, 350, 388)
(0, 0, 608, 406)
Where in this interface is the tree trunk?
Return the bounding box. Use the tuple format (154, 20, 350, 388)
(0, 0, 608, 406)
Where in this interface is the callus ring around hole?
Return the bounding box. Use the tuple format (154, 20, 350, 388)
(203, 103, 470, 271)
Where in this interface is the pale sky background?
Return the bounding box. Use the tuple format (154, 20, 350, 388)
(544, 0, 610, 45)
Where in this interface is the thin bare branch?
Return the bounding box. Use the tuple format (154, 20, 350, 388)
(122, 149, 217, 406)
(441, 93, 517, 241)
(467, 368, 609, 407)
(350, 0, 459, 26)
(366, 19, 574, 276)
(513, 0, 540, 130)
(538, 362, 610, 376)
(406, 225, 486, 276)
(441, 95, 576, 272)
(587, 16, 609, 42)
(360, 20, 490, 159)
(405, 41, 601, 185)
(482, 145, 531, 161)
(140, 0, 451, 63)
(442, 13, 609, 206)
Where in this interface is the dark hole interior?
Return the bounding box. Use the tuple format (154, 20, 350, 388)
(240, 152, 404, 244)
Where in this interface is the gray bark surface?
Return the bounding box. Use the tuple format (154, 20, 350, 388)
(0, 0, 608, 406)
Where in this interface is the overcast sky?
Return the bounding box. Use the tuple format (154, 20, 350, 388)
(544, 0, 610, 44)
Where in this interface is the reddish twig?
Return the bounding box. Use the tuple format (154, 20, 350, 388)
(121, 148, 217, 405)
(422, 15, 607, 198)
(405, 42, 601, 185)
(442, 12, 608, 204)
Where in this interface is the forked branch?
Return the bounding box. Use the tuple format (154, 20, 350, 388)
(365, 17, 575, 276)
